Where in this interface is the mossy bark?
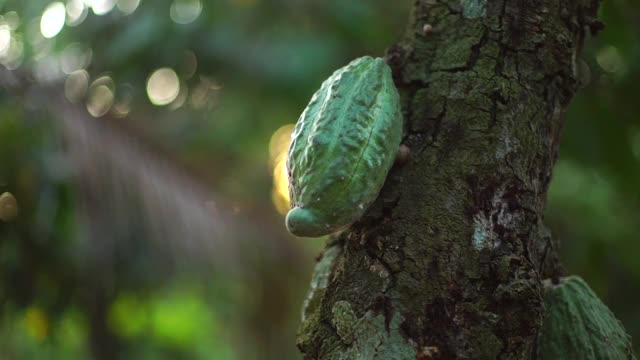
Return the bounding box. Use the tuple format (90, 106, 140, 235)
(297, 0, 601, 359)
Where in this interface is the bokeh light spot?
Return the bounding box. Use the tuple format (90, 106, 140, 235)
(40, 2, 66, 38)
(168, 82, 189, 110)
(596, 45, 627, 75)
(87, 85, 115, 117)
(170, 0, 202, 24)
(4, 11, 21, 30)
(86, 76, 115, 117)
(24, 307, 49, 341)
(150, 292, 209, 346)
(60, 42, 93, 74)
(189, 76, 221, 110)
(180, 50, 198, 79)
(0, 191, 18, 222)
(147, 68, 180, 106)
(87, 0, 117, 16)
(117, 0, 141, 15)
(65, 69, 90, 103)
(268, 124, 295, 215)
(0, 24, 10, 55)
(33, 55, 63, 83)
(112, 83, 135, 117)
(108, 293, 147, 337)
(66, 0, 88, 26)
(0, 35, 23, 70)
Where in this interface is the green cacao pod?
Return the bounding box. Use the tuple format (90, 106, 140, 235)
(286, 56, 402, 237)
(537, 276, 635, 359)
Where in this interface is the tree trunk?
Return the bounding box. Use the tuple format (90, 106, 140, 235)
(297, 0, 601, 358)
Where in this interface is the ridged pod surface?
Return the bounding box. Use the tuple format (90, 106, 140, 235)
(286, 56, 402, 237)
(537, 276, 635, 359)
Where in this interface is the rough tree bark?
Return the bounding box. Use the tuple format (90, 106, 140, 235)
(297, 0, 602, 359)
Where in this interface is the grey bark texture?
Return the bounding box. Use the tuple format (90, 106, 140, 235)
(297, 0, 602, 359)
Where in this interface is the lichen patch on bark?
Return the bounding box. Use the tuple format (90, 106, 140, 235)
(460, 0, 487, 19)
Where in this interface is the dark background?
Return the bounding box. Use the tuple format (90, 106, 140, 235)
(0, 0, 638, 358)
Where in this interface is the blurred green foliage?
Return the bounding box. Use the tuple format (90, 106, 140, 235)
(0, 0, 638, 358)
(548, 0, 640, 348)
